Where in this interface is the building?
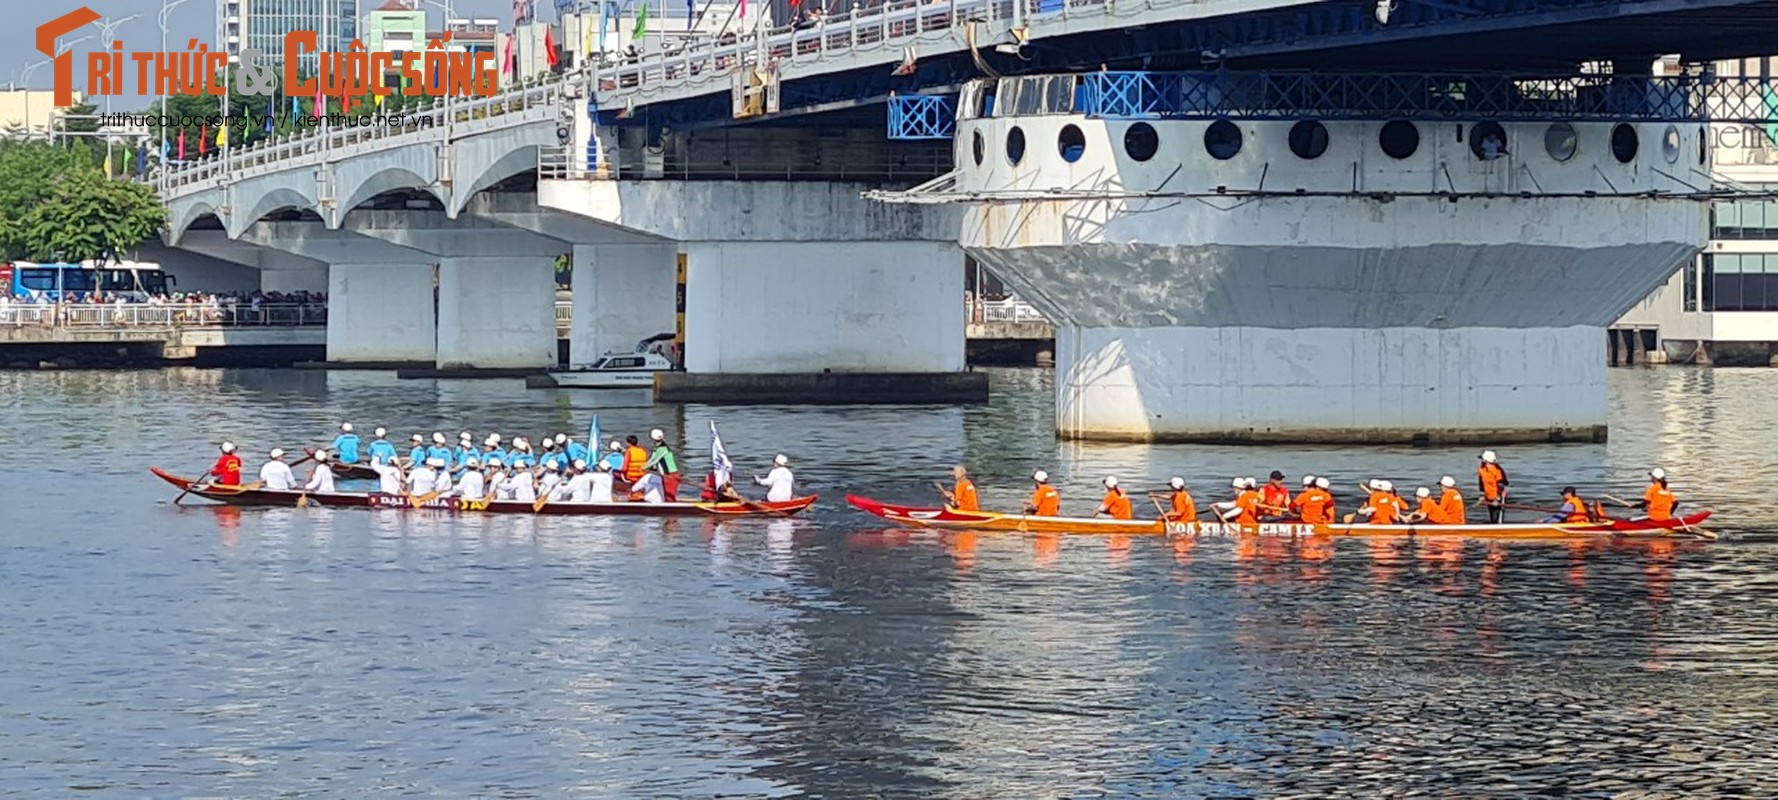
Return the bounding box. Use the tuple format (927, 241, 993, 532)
(0, 90, 83, 137)
(1615, 56, 1778, 367)
(367, 0, 427, 55)
(436, 18, 500, 56)
(220, 0, 360, 72)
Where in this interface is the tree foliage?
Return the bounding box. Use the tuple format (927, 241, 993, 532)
(0, 140, 166, 262)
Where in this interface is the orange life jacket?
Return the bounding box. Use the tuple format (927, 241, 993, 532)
(1478, 463, 1506, 501)
(623, 445, 649, 482)
(1234, 489, 1261, 524)
(1563, 497, 1591, 523)
(1262, 484, 1290, 514)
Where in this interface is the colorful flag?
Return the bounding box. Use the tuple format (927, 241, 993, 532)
(290, 95, 299, 120)
(709, 420, 731, 488)
(687, 0, 694, 27)
(102, 149, 112, 178)
(216, 124, 227, 147)
(313, 84, 324, 119)
(177, 130, 186, 160)
(738, 0, 746, 19)
(136, 144, 147, 175)
(199, 124, 208, 155)
(588, 415, 602, 464)
(264, 98, 275, 133)
(632, 1, 648, 41)
(598, 1, 608, 52)
(544, 26, 559, 69)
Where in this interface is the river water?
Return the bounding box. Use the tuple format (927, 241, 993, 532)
(1, 366, 1775, 796)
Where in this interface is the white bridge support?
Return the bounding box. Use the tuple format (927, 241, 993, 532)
(541, 180, 966, 375)
(326, 262, 438, 364)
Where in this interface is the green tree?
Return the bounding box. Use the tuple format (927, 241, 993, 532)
(15, 169, 166, 262)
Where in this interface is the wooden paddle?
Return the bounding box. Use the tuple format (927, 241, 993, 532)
(533, 485, 555, 513)
(933, 480, 956, 507)
(408, 490, 446, 508)
(174, 465, 213, 505)
(296, 491, 310, 508)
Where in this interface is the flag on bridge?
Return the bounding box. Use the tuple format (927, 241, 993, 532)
(198, 124, 208, 155)
(102, 149, 112, 178)
(264, 98, 275, 133)
(135, 144, 146, 176)
(632, 2, 648, 41)
(710, 420, 732, 488)
(177, 130, 187, 160)
(544, 26, 559, 69)
(313, 84, 325, 119)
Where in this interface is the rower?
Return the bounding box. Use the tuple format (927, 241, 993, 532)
(1261, 471, 1292, 520)
(457, 456, 485, 501)
(539, 460, 564, 498)
(1289, 475, 1315, 517)
(428, 457, 454, 496)
(754, 454, 796, 503)
(562, 433, 590, 466)
(508, 437, 536, 470)
(601, 441, 626, 473)
(407, 457, 440, 495)
(941, 466, 979, 511)
(427, 433, 454, 470)
(481, 433, 506, 466)
(561, 460, 594, 502)
(1026, 470, 1061, 516)
(1361, 480, 1401, 524)
(331, 423, 361, 465)
(622, 435, 649, 485)
(488, 459, 513, 500)
(260, 448, 297, 491)
(209, 441, 242, 487)
(645, 429, 680, 500)
(304, 451, 337, 494)
(1542, 487, 1591, 523)
(1639, 468, 1678, 521)
(1477, 450, 1509, 524)
(1235, 478, 1262, 524)
(1096, 476, 1134, 520)
(371, 458, 405, 495)
(1162, 477, 1196, 522)
(591, 461, 616, 503)
(631, 471, 667, 504)
(537, 437, 561, 472)
(506, 464, 537, 502)
(1297, 477, 1334, 524)
(455, 434, 478, 470)
(1406, 487, 1436, 523)
(406, 434, 427, 468)
(366, 428, 398, 467)
(1437, 476, 1466, 524)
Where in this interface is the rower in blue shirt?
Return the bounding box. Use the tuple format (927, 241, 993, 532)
(426, 432, 455, 470)
(507, 437, 536, 469)
(366, 427, 399, 466)
(331, 423, 362, 464)
(454, 434, 478, 469)
(561, 433, 590, 466)
(480, 433, 506, 468)
(599, 440, 625, 472)
(406, 434, 427, 468)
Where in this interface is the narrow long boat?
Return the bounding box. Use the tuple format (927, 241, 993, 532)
(846, 495, 1715, 541)
(154, 468, 816, 517)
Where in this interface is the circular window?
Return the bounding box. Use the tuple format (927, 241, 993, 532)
(1287, 120, 1328, 159)
(1379, 120, 1419, 160)
(1058, 124, 1086, 163)
(1610, 123, 1638, 164)
(971, 130, 984, 166)
(1661, 125, 1680, 164)
(1204, 119, 1242, 160)
(1468, 121, 1508, 161)
(1123, 122, 1159, 162)
(1543, 123, 1577, 162)
(1006, 126, 1026, 166)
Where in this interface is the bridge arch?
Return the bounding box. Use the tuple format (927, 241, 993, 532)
(166, 200, 222, 244)
(450, 133, 554, 216)
(227, 186, 324, 238)
(339, 166, 445, 215)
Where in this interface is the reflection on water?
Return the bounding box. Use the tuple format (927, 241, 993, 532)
(0, 366, 1775, 794)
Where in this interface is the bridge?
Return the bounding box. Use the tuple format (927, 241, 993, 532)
(149, 0, 1778, 439)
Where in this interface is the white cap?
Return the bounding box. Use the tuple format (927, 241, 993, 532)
(1231, 478, 1245, 489)
(1245, 478, 1258, 489)
(1315, 477, 1330, 489)
(773, 454, 788, 466)
(650, 428, 665, 441)
(597, 461, 611, 471)
(426, 457, 444, 467)
(460, 430, 472, 440)
(269, 448, 285, 459)
(573, 459, 587, 469)
(488, 433, 502, 445)
(1368, 479, 1383, 490)
(411, 434, 424, 443)
(1650, 467, 1666, 480)
(374, 427, 386, 438)
(220, 441, 235, 453)
(315, 450, 330, 462)
(1169, 477, 1185, 489)
(463, 456, 479, 466)
(609, 441, 622, 451)
(1033, 470, 1049, 483)
(1379, 480, 1394, 492)
(545, 461, 560, 471)
(340, 422, 353, 432)
(1481, 449, 1497, 463)
(1103, 475, 1118, 488)
(555, 433, 567, 444)
(1440, 475, 1456, 488)
(1415, 487, 1430, 498)
(1302, 475, 1315, 487)
(432, 432, 445, 444)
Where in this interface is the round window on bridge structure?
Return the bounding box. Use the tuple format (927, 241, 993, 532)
(1610, 123, 1639, 164)
(972, 130, 984, 166)
(1123, 122, 1159, 162)
(1058, 124, 1087, 163)
(1288, 120, 1329, 159)
(1379, 120, 1419, 160)
(1204, 119, 1242, 160)
(1007, 126, 1027, 166)
(1469, 121, 1508, 161)
(1543, 123, 1577, 162)
(1662, 125, 1681, 164)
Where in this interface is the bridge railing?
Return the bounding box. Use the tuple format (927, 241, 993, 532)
(971, 297, 1049, 324)
(538, 143, 952, 181)
(0, 303, 328, 329)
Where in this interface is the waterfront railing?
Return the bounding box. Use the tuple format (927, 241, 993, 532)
(0, 303, 327, 329)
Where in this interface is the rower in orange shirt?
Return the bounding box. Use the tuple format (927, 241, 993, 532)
(1477, 449, 1509, 524)
(1639, 468, 1678, 521)
(1226, 477, 1262, 525)
(1261, 471, 1292, 521)
(1095, 476, 1133, 520)
(1408, 487, 1439, 522)
(1436, 476, 1466, 524)
(1295, 477, 1334, 524)
(1362, 479, 1403, 524)
(1160, 477, 1196, 522)
(1025, 470, 1061, 517)
(940, 466, 979, 511)
(1540, 487, 1592, 523)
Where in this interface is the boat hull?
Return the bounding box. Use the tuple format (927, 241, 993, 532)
(547, 370, 664, 389)
(845, 496, 1714, 540)
(155, 468, 815, 517)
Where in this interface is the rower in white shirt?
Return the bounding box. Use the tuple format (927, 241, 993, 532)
(488, 461, 512, 500)
(428, 457, 454, 496)
(371, 460, 405, 495)
(631, 471, 666, 504)
(507, 469, 537, 502)
(753, 454, 795, 503)
(259, 448, 297, 491)
(590, 461, 615, 502)
(561, 460, 594, 502)
(456, 456, 486, 501)
(407, 458, 438, 495)
(538, 461, 563, 498)
(304, 450, 337, 493)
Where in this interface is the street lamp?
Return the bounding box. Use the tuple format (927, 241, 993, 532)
(92, 14, 141, 164)
(158, 0, 194, 194)
(419, 0, 457, 141)
(20, 35, 92, 140)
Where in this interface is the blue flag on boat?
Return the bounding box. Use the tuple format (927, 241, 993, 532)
(588, 414, 601, 460)
(709, 420, 731, 488)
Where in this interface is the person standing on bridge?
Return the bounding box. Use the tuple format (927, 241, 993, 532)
(331, 423, 361, 465)
(1478, 450, 1509, 524)
(209, 441, 242, 487)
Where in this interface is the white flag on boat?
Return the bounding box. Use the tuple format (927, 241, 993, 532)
(710, 420, 732, 487)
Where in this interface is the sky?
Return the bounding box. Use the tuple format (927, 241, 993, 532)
(2, 0, 527, 109)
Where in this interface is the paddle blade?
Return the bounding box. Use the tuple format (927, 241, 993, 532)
(533, 495, 549, 513)
(296, 493, 310, 508)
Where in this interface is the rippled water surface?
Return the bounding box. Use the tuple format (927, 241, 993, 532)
(2, 366, 1776, 796)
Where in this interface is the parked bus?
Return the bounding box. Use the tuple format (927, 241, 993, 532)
(0, 260, 176, 302)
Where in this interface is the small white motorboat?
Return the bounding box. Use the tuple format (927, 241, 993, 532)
(548, 334, 678, 389)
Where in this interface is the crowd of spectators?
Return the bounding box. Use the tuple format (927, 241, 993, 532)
(0, 290, 328, 327)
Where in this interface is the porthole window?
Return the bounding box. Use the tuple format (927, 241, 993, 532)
(1204, 119, 1241, 160)
(1469, 121, 1508, 161)
(1006, 126, 1026, 166)
(972, 130, 984, 166)
(1662, 125, 1681, 164)
(1058, 124, 1086, 163)
(1610, 123, 1638, 164)
(1123, 122, 1159, 162)
(1287, 120, 1328, 159)
(1379, 120, 1419, 160)
(1544, 123, 1577, 162)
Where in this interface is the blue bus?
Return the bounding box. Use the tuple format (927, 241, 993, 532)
(0, 261, 175, 302)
